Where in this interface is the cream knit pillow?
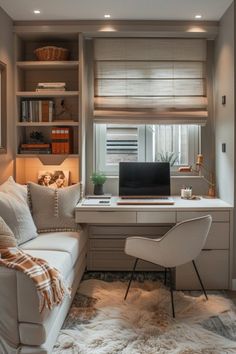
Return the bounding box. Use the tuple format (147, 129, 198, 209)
(27, 182, 80, 233)
(0, 217, 17, 248)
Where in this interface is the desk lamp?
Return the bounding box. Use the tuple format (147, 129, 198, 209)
(196, 154, 216, 198)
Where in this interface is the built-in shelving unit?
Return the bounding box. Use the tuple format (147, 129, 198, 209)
(14, 32, 83, 184)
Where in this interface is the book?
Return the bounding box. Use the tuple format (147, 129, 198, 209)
(19, 149, 51, 154)
(86, 195, 112, 199)
(36, 88, 66, 92)
(37, 82, 66, 88)
(21, 143, 50, 148)
(82, 199, 111, 206)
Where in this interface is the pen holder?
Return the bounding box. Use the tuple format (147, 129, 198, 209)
(181, 188, 192, 199)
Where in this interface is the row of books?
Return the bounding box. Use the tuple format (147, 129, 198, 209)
(21, 100, 53, 122)
(36, 82, 66, 92)
(51, 127, 73, 154)
(19, 126, 73, 154)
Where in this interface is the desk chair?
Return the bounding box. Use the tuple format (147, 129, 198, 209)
(124, 215, 212, 318)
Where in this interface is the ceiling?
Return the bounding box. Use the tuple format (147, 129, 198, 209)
(0, 0, 233, 21)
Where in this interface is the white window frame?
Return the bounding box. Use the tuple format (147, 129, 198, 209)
(95, 124, 200, 176)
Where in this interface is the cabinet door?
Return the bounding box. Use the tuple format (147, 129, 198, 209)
(87, 250, 162, 271)
(175, 250, 229, 290)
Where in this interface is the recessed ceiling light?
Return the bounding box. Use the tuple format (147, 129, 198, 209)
(195, 14, 202, 19)
(34, 10, 41, 14)
(104, 14, 111, 18)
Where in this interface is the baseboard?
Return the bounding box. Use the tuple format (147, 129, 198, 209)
(231, 279, 236, 290)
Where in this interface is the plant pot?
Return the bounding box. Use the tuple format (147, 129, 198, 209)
(94, 184, 104, 195)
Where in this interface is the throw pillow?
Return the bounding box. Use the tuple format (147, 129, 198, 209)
(27, 182, 80, 233)
(0, 216, 17, 248)
(0, 192, 38, 245)
(0, 176, 27, 205)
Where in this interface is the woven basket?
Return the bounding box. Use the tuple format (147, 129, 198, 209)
(34, 46, 69, 61)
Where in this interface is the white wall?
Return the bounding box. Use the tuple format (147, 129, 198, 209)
(0, 7, 14, 183)
(214, 2, 234, 205)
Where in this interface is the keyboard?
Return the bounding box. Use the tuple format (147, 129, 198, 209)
(117, 197, 175, 205)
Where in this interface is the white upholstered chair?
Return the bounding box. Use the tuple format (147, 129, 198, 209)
(124, 215, 212, 317)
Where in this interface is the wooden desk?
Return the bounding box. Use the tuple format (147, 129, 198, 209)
(75, 197, 233, 290)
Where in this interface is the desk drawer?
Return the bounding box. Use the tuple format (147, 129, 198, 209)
(76, 211, 136, 224)
(177, 211, 229, 222)
(137, 211, 176, 224)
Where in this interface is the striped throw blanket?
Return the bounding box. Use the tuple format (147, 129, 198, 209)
(0, 247, 70, 313)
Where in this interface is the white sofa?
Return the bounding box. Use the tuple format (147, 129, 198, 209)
(0, 230, 88, 354)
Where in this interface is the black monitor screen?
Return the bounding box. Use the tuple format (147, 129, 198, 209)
(119, 162, 170, 197)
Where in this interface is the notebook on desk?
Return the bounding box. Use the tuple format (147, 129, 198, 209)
(117, 197, 175, 205)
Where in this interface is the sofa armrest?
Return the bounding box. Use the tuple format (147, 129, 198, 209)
(0, 267, 20, 348)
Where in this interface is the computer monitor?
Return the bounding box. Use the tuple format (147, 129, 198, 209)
(119, 162, 170, 197)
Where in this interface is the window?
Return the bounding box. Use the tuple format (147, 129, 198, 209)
(95, 124, 200, 175)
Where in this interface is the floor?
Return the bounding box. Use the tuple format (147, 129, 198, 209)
(54, 271, 236, 353)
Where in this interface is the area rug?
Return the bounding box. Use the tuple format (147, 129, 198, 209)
(53, 279, 236, 353)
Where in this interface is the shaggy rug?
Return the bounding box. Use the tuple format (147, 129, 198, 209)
(53, 279, 236, 354)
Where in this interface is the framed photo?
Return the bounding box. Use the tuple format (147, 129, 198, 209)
(38, 170, 70, 188)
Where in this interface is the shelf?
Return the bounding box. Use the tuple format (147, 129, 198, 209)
(17, 61, 79, 70)
(16, 91, 79, 97)
(16, 153, 79, 165)
(16, 154, 79, 158)
(17, 121, 79, 127)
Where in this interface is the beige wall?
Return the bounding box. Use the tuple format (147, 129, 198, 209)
(214, 2, 234, 205)
(214, 2, 235, 280)
(0, 7, 14, 183)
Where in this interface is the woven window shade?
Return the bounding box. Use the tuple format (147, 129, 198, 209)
(94, 38, 208, 125)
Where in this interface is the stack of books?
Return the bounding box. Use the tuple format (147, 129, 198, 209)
(19, 143, 51, 155)
(51, 127, 73, 154)
(21, 100, 54, 122)
(36, 82, 66, 92)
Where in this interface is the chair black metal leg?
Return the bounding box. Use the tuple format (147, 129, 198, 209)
(124, 258, 139, 300)
(192, 260, 208, 300)
(164, 268, 167, 286)
(169, 268, 175, 318)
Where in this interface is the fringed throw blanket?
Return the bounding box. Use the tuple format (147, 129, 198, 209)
(0, 247, 70, 312)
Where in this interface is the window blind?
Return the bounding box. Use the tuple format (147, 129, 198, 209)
(94, 38, 208, 125)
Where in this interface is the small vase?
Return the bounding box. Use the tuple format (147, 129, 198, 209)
(94, 184, 104, 195)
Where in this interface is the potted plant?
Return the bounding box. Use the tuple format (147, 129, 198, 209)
(91, 172, 107, 195)
(157, 151, 179, 166)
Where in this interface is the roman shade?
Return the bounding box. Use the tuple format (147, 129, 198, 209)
(94, 38, 208, 125)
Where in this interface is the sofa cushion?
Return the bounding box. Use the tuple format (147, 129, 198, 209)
(0, 192, 38, 245)
(27, 182, 80, 233)
(0, 176, 27, 204)
(22, 250, 72, 279)
(21, 231, 87, 266)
